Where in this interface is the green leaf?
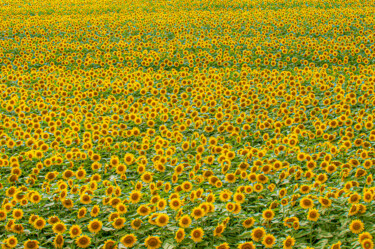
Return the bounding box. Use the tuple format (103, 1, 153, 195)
(237, 231, 252, 239)
(102, 227, 115, 232)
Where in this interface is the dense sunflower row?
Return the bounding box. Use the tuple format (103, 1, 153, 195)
(1, 0, 375, 248)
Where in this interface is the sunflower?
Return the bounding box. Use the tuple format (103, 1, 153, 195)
(0, 209, 7, 221)
(137, 205, 151, 216)
(112, 217, 126, 229)
(52, 222, 67, 234)
(120, 234, 137, 248)
(233, 192, 245, 204)
(90, 205, 100, 217)
(179, 215, 192, 228)
(319, 197, 332, 208)
(243, 217, 255, 228)
(80, 194, 91, 204)
(129, 191, 142, 204)
(117, 203, 127, 214)
(48, 216, 60, 225)
(157, 199, 167, 210)
(34, 217, 46, 230)
(238, 241, 255, 249)
(348, 193, 361, 204)
(363, 192, 373, 203)
(191, 207, 205, 220)
(293, 221, 300, 230)
(131, 218, 142, 230)
(262, 234, 276, 248)
(307, 208, 320, 222)
(300, 197, 314, 209)
(24, 240, 39, 249)
(191, 228, 204, 243)
(6, 236, 17, 248)
(169, 198, 182, 210)
(8, 201, 20, 214)
(359, 232, 373, 244)
(330, 241, 341, 249)
(219, 191, 232, 202)
(216, 243, 230, 249)
(283, 236, 296, 249)
(13, 224, 24, 234)
(350, 220, 365, 234)
(262, 209, 275, 221)
(254, 183, 264, 192)
(124, 153, 135, 165)
(103, 240, 117, 249)
(88, 219, 102, 233)
(54, 235, 64, 249)
(156, 213, 169, 227)
(362, 239, 374, 249)
(69, 225, 82, 238)
(75, 235, 91, 248)
(251, 227, 266, 242)
(213, 223, 226, 237)
(175, 228, 185, 243)
(144, 236, 162, 249)
(181, 181, 193, 192)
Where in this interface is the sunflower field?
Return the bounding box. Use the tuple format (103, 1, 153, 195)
(1, 0, 375, 248)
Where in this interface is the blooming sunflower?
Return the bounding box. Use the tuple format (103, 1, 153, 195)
(144, 236, 162, 249)
(243, 217, 255, 228)
(262, 234, 276, 248)
(283, 236, 296, 249)
(213, 223, 226, 237)
(300, 197, 314, 209)
(156, 213, 169, 227)
(6, 236, 18, 248)
(103, 239, 117, 249)
(307, 208, 320, 222)
(238, 241, 255, 249)
(179, 215, 192, 228)
(350, 220, 364, 234)
(112, 217, 126, 229)
(262, 209, 275, 221)
(216, 242, 230, 249)
(54, 234, 64, 249)
(52, 222, 67, 234)
(191, 228, 204, 243)
(137, 205, 151, 216)
(12, 209, 23, 220)
(191, 207, 205, 220)
(359, 232, 373, 244)
(330, 241, 341, 249)
(120, 234, 137, 248)
(75, 235, 91, 248)
(24, 240, 39, 249)
(88, 219, 102, 233)
(362, 239, 374, 249)
(175, 228, 185, 243)
(34, 217, 46, 230)
(70, 225, 82, 238)
(251, 227, 266, 242)
(131, 218, 142, 230)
